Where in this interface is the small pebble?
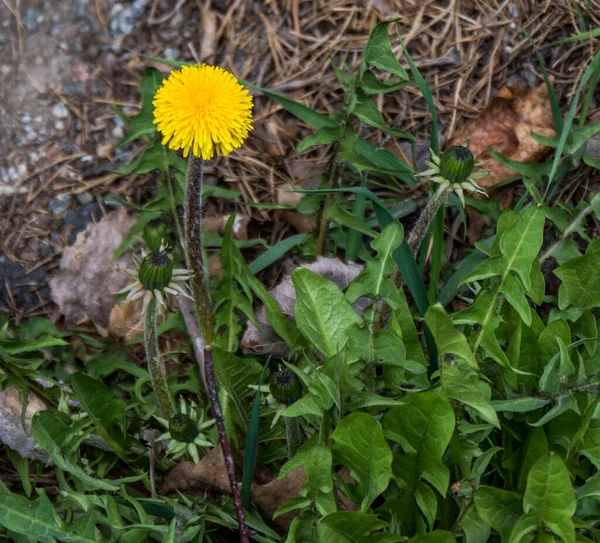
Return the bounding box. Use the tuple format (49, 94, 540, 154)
(76, 192, 94, 206)
(54, 120, 65, 131)
(49, 195, 71, 216)
(81, 155, 93, 163)
(104, 192, 121, 209)
(51, 103, 69, 119)
(164, 47, 179, 60)
(20, 115, 31, 124)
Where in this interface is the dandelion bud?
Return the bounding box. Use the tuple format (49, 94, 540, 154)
(168, 413, 199, 443)
(270, 369, 303, 405)
(139, 252, 173, 291)
(143, 218, 169, 253)
(439, 146, 475, 184)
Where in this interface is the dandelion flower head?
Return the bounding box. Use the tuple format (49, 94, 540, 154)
(153, 64, 253, 160)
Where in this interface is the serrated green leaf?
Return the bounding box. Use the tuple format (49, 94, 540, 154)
(351, 93, 414, 140)
(116, 67, 163, 147)
(442, 365, 500, 428)
(331, 412, 393, 511)
(297, 126, 341, 153)
(71, 373, 127, 452)
(383, 390, 454, 495)
(0, 492, 63, 543)
(346, 222, 404, 306)
(32, 412, 119, 491)
(212, 347, 262, 431)
(292, 268, 361, 357)
(361, 20, 409, 80)
(555, 238, 600, 310)
(425, 304, 477, 368)
(318, 511, 388, 541)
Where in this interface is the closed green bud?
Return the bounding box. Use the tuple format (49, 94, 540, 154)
(169, 413, 199, 443)
(143, 218, 169, 253)
(439, 146, 474, 184)
(270, 369, 303, 405)
(139, 252, 173, 291)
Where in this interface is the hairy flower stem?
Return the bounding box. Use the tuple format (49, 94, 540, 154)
(406, 185, 448, 258)
(204, 347, 250, 543)
(185, 156, 249, 543)
(185, 156, 216, 347)
(144, 296, 175, 419)
(315, 146, 340, 255)
(285, 418, 302, 460)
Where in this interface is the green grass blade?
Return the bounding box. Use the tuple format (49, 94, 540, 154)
(397, 34, 439, 155)
(248, 234, 308, 275)
(549, 27, 600, 45)
(436, 250, 487, 307)
(241, 360, 271, 509)
(523, 30, 563, 133)
(544, 47, 600, 199)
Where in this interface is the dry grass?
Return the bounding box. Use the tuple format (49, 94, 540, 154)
(1, 0, 600, 317)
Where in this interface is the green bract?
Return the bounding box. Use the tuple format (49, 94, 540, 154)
(138, 252, 173, 291)
(168, 413, 199, 443)
(439, 145, 475, 184)
(269, 369, 303, 405)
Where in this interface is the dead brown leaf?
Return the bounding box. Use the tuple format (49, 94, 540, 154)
(49, 208, 136, 328)
(203, 214, 249, 240)
(0, 387, 48, 461)
(108, 298, 143, 341)
(162, 446, 355, 530)
(447, 81, 556, 191)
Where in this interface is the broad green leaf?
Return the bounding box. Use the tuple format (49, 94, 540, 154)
(361, 20, 409, 80)
(331, 412, 393, 511)
(346, 222, 404, 306)
(304, 445, 334, 495)
(71, 373, 127, 451)
(491, 397, 549, 413)
(461, 508, 491, 543)
(425, 304, 477, 368)
(32, 412, 118, 491)
(555, 238, 600, 310)
(318, 512, 388, 542)
(521, 453, 576, 543)
(474, 487, 522, 543)
(0, 336, 67, 355)
(517, 428, 549, 494)
(292, 268, 361, 357)
(580, 419, 600, 469)
(383, 390, 454, 495)
(0, 492, 63, 543)
(359, 70, 409, 95)
(415, 481, 437, 529)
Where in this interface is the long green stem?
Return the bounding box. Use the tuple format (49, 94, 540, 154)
(144, 296, 174, 419)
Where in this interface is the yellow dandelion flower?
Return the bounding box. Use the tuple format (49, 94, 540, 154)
(153, 64, 253, 160)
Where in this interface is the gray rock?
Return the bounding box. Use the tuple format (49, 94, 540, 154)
(51, 102, 69, 119)
(49, 195, 71, 215)
(164, 47, 179, 60)
(110, 0, 151, 36)
(23, 8, 41, 31)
